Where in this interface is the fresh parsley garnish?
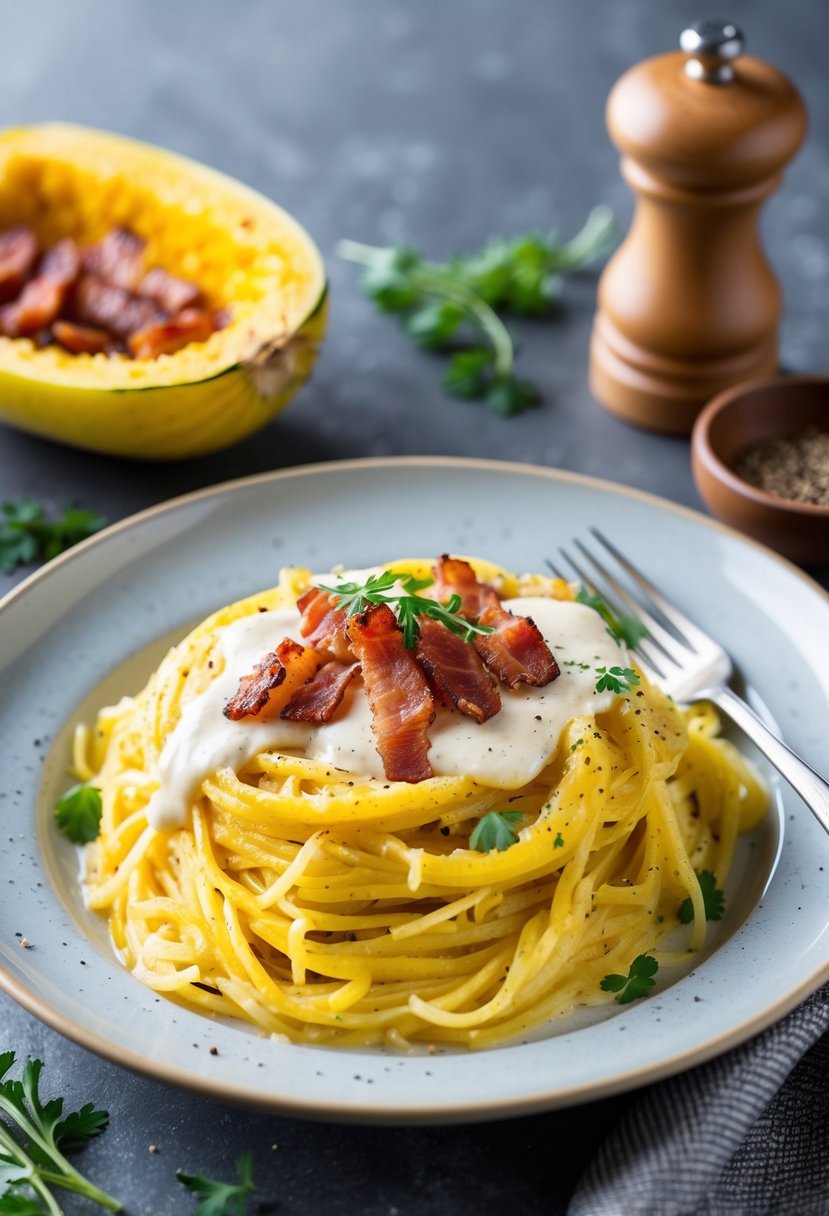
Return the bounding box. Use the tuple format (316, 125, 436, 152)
(54, 784, 102, 845)
(316, 569, 493, 649)
(0, 1052, 119, 1211)
(338, 206, 616, 414)
(553, 832, 565, 848)
(177, 1151, 256, 1215)
(0, 1195, 44, 1213)
(469, 810, 523, 853)
(600, 954, 659, 1004)
(0, 500, 105, 575)
(441, 348, 497, 399)
(677, 870, 725, 925)
(576, 586, 647, 649)
(594, 666, 640, 695)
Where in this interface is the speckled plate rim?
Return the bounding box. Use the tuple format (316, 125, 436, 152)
(1, 455, 828, 1124)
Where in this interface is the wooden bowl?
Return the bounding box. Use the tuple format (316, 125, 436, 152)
(691, 376, 829, 567)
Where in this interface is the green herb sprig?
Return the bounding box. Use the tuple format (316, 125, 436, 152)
(600, 954, 659, 1004)
(177, 1151, 256, 1216)
(678, 870, 725, 925)
(316, 569, 493, 649)
(469, 810, 523, 853)
(0, 501, 105, 575)
(338, 205, 616, 415)
(54, 784, 102, 845)
(0, 1052, 119, 1213)
(595, 666, 640, 696)
(576, 587, 647, 649)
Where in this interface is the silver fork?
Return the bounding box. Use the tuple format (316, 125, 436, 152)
(550, 528, 829, 837)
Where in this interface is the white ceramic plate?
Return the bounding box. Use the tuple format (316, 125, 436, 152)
(1, 457, 828, 1123)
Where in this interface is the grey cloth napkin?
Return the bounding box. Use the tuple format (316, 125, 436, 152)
(568, 983, 829, 1216)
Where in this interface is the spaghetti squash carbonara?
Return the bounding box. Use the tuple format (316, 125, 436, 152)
(75, 556, 766, 1048)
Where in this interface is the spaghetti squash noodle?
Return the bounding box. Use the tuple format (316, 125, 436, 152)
(75, 557, 766, 1048)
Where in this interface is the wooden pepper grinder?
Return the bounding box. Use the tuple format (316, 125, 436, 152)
(590, 20, 808, 434)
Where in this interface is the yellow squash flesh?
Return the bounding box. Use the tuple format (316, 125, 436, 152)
(0, 124, 327, 459)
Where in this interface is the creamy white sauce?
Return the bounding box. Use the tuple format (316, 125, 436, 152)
(146, 597, 626, 830)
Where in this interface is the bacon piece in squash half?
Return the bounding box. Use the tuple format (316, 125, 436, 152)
(0, 124, 327, 460)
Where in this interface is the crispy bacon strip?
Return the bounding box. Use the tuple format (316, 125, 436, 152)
(0, 225, 39, 303)
(474, 607, 560, 689)
(347, 603, 435, 783)
(415, 618, 501, 723)
(429, 554, 559, 689)
(430, 555, 501, 618)
(139, 266, 203, 313)
(52, 319, 111, 355)
(40, 239, 82, 287)
(224, 638, 323, 721)
(281, 660, 361, 724)
(297, 587, 354, 663)
(1, 280, 61, 336)
(83, 228, 146, 291)
(127, 308, 216, 359)
(0, 239, 81, 336)
(0, 224, 226, 361)
(73, 275, 160, 338)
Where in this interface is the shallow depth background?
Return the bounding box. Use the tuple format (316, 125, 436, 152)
(0, 1, 827, 1213)
(1, 0, 827, 531)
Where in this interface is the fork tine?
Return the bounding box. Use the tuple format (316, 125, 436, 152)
(554, 548, 598, 595)
(571, 540, 686, 658)
(632, 643, 670, 680)
(589, 527, 713, 654)
(553, 539, 829, 840)
(572, 540, 637, 614)
(561, 542, 688, 670)
(544, 558, 568, 582)
(555, 546, 676, 679)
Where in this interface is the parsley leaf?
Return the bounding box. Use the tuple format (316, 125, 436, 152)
(594, 666, 640, 695)
(0, 1195, 46, 1214)
(469, 810, 523, 853)
(485, 377, 541, 417)
(449, 207, 617, 312)
(677, 870, 726, 925)
(316, 570, 493, 649)
(0, 500, 105, 575)
(575, 586, 647, 649)
(54, 1103, 110, 1151)
(177, 1151, 256, 1216)
(553, 832, 565, 848)
(338, 206, 616, 414)
(0, 1052, 118, 1211)
(405, 299, 465, 347)
(0, 529, 38, 574)
(600, 954, 659, 1004)
(359, 245, 422, 311)
(316, 570, 400, 618)
(442, 348, 493, 398)
(54, 784, 102, 845)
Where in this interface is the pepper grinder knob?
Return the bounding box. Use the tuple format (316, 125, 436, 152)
(680, 19, 744, 82)
(589, 21, 808, 434)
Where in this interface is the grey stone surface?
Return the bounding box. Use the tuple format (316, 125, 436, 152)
(0, 2, 826, 1212)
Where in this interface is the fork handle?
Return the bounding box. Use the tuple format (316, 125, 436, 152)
(705, 686, 829, 837)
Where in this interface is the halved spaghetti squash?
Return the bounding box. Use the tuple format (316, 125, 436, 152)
(0, 124, 326, 459)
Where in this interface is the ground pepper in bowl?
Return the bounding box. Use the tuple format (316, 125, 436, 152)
(691, 376, 829, 566)
(735, 426, 829, 506)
